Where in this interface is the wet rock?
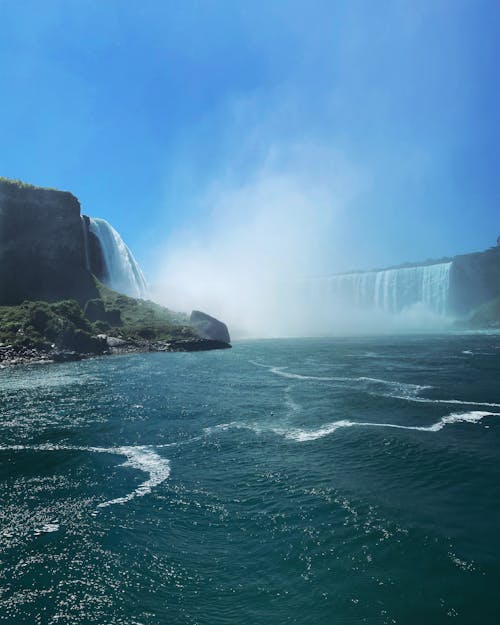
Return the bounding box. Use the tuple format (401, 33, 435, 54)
(106, 336, 129, 348)
(51, 351, 82, 363)
(190, 310, 230, 344)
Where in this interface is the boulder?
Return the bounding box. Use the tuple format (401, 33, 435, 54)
(106, 336, 129, 348)
(189, 310, 230, 344)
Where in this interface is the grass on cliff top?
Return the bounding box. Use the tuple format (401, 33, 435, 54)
(0, 176, 60, 192)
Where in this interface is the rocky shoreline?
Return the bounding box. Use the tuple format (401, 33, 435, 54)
(0, 336, 231, 368)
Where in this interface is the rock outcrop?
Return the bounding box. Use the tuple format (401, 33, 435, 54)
(190, 310, 231, 344)
(449, 246, 500, 316)
(0, 179, 98, 305)
(81, 215, 107, 280)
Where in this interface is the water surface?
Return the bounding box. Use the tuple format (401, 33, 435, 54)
(1, 334, 499, 624)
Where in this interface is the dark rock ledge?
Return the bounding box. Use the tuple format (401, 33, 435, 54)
(0, 336, 231, 368)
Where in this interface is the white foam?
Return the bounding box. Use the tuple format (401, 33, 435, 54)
(282, 411, 498, 441)
(34, 522, 60, 535)
(0, 443, 171, 511)
(248, 360, 272, 368)
(250, 361, 430, 393)
(253, 362, 500, 411)
(284, 385, 302, 414)
(204, 422, 256, 435)
(156, 434, 204, 449)
(205, 411, 498, 443)
(250, 360, 334, 380)
(356, 376, 430, 390)
(389, 395, 500, 409)
(285, 420, 356, 441)
(95, 446, 171, 509)
(270, 366, 336, 381)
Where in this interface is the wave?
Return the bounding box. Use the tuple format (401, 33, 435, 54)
(206, 411, 498, 443)
(387, 395, 500, 409)
(250, 360, 500, 408)
(156, 434, 204, 449)
(93, 446, 171, 510)
(0, 443, 170, 510)
(283, 411, 498, 441)
(250, 360, 334, 381)
(269, 367, 336, 381)
(250, 360, 428, 392)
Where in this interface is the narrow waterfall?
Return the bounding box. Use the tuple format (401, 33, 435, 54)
(88, 218, 148, 299)
(310, 262, 452, 316)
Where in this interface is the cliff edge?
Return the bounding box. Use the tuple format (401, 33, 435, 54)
(0, 178, 98, 305)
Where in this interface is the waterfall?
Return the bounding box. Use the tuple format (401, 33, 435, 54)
(88, 218, 148, 299)
(311, 262, 452, 317)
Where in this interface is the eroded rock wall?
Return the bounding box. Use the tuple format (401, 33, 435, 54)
(0, 180, 98, 305)
(449, 246, 500, 316)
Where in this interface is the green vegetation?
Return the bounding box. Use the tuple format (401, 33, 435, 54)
(0, 281, 197, 356)
(0, 300, 102, 352)
(0, 176, 59, 191)
(94, 280, 196, 341)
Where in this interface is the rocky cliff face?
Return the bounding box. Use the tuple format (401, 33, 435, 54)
(81, 215, 106, 280)
(0, 179, 98, 305)
(449, 246, 500, 316)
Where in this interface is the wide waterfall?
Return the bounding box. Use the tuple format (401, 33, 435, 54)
(309, 261, 452, 317)
(88, 218, 148, 299)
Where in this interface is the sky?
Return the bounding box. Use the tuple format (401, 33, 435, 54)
(1, 0, 499, 286)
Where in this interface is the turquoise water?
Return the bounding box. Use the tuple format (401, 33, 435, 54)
(1, 335, 500, 624)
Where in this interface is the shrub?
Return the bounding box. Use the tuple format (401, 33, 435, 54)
(92, 320, 111, 333)
(84, 299, 107, 322)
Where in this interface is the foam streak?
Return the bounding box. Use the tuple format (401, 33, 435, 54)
(0, 443, 171, 510)
(206, 411, 499, 443)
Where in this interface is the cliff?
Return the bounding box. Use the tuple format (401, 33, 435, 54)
(464, 296, 500, 329)
(449, 246, 500, 316)
(0, 178, 98, 305)
(81, 214, 107, 280)
(0, 177, 232, 364)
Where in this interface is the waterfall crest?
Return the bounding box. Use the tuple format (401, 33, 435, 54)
(88, 218, 148, 299)
(309, 262, 452, 317)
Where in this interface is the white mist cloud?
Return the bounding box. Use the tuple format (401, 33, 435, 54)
(151, 143, 364, 338)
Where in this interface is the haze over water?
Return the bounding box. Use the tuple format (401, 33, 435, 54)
(1, 333, 499, 624)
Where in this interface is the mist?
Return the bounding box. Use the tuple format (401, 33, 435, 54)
(139, 1, 498, 339)
(150, 145, 454, 339)
(151, 145, 345, 337)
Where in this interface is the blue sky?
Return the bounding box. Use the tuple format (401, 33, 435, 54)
(1, 0, 499, 277)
